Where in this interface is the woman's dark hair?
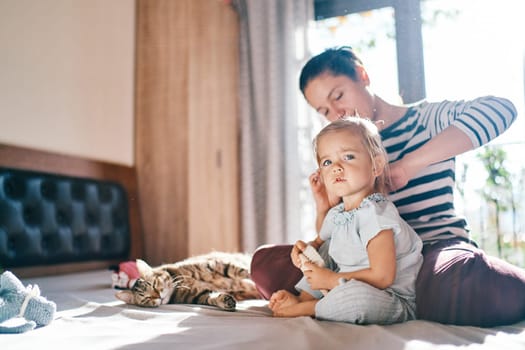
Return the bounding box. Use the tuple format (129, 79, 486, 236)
(299, 46, 363, 95)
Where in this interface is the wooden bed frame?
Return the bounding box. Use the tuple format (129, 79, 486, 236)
(0, 143, 144, 277)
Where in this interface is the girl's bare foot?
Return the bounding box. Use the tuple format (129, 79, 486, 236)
(268, 290, 299, 312)
(273, 300, 317, 318)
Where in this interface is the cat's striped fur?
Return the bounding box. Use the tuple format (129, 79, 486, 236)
(115, 252, 261, 311)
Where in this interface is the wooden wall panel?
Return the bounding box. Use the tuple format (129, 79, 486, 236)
(135, 0, 240, 265)
(187, 1, 240, 255)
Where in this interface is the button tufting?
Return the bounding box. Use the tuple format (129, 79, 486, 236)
(0, 167, 130, 267)
(3, 175, 26, 200)
(40, 180, 58, 201)
(71, 182, 86, 201)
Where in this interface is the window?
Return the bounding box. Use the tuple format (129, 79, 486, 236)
(422, 0, 525, 265)
(301, 0, 525, 265)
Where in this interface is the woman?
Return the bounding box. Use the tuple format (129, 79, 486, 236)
(251, 46, 525, 327)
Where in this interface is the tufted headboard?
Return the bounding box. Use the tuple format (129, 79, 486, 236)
(0, 144, 143, 277)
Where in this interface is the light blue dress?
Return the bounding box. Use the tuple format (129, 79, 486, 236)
(295, 193, 423, 324)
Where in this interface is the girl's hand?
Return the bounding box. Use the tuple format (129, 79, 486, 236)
(309, 170, 340, 210)
(303, 263, 339, 291)
(291, 240, 307, 269)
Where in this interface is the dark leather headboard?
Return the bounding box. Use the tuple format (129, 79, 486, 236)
(0, 143, 143, 276)
(0, 167, 130, 267)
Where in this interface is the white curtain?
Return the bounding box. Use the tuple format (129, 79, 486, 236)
(232, 0, 314, 253)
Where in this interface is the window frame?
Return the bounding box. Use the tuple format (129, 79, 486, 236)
(314, 0, 426, 103)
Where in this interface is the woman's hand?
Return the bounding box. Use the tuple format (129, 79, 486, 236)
(290, 240, 307, 269)
(387, 127, 471, 193)
(386, 160, 410, 192)
(303, 263, 338, 291)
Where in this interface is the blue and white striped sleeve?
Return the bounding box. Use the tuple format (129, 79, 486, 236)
(447, 96, 517, 148)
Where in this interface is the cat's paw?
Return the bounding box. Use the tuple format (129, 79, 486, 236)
(217, 294, 236, 311)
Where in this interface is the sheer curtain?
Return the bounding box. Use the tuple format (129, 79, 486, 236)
(232, 0, 314, 253)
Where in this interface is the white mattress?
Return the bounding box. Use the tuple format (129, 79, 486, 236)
(3, 269, 525, 350)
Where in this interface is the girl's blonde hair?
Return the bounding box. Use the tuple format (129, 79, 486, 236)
(313, 116, 391, 194)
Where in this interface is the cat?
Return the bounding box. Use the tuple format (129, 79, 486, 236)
(115, 251, 261, 311)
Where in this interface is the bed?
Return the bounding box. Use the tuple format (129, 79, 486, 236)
(2, 144, 525, 350)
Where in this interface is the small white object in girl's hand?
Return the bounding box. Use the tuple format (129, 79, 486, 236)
(299, 245, 325, 271)
(299, 245, 328, 296)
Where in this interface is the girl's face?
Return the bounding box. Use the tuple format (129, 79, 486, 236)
(303, 72, 375, 122)
(317, 129, 377, 209)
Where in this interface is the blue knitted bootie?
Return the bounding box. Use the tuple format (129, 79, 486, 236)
(0, 271, 56, 333)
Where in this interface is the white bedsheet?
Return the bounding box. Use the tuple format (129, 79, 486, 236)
(3, 270, 525, 350)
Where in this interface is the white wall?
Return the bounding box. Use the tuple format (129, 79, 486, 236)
(0, 0, 135, 166)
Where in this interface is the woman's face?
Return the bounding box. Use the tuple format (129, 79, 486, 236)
(303, 72, 375, 122)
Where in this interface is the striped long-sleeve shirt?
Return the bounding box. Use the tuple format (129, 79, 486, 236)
(380, 96, 517, 243)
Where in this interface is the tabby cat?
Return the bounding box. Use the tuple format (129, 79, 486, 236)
(115, 252, 261, 311)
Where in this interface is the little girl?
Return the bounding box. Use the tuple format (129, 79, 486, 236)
(268, 117, 423, 324)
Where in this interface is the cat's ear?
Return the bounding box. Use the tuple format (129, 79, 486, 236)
(136, 259, 153, 277)
(115, 290, 134, 304)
